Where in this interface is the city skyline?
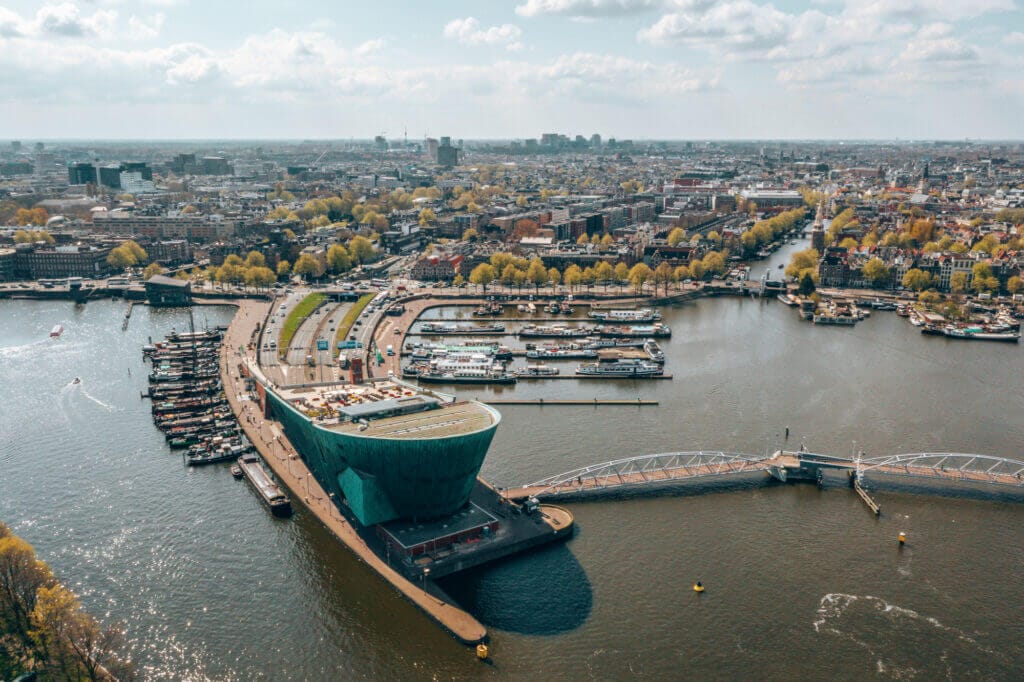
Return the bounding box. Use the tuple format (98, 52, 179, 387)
(1, 0, 1022, 140)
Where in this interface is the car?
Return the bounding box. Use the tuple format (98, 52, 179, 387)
(393, 328, 401, 334)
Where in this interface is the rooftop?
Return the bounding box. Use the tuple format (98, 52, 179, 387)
(272, 379, 496, 440)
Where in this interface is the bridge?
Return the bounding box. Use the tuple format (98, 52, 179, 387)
(503, 450, 1024, 510)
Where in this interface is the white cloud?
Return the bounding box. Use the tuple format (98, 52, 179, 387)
(443, 17, 523, 49)
(127, 13, 164, 41)
(1005, 31, 1024, 44)
(35, 3, 116, 38)
(516, 0, 665, 17)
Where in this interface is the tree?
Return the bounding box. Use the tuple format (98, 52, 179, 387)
(581, 266, 597, 289)
(489, 253, 513, 273)
(326, 244, 352, 274)
(785, 248, 820, 281)
(453, 274, 465, 287)
(418, 208, 436, 226)
(613, 262, 629, 290)
(461, 228, 478, 242)
(106, 247, 134, 270)
(971, 262, 999, 294)
(902, 268, 933, 292)
(469, 263, 497, 291)
(142, 263, 164, 280)
(563, 264, 583, 292)
(293, 254, 325, 281)
(839, 237, 859, 251)
(1007, 275, 1023, 295)
(14, 207, 49, 226)
(123, 240, 147, 263)
(594, 261, 615, 290)
(706, 231, 722, 246)
(653, 262, 675, 295)
(689, 260, 706, 281)
(245, 250, 266, 269)
(950, 271, 969, 294)
(862, 258, 890, 288)
(667, 227, 686, 247)
(276, 260, 291, 280)
(500, 263, 519, 288)
(600, 233, 614, 249)
(245, 266, 277, 290)
(628, 263, 652, 294)
(513, 219, 540, 239)
(348, 236, 375, 264)
(547, 267, 561, 287)
(798, 272, 816, 296)
(674, 265, 690, 284)
(526, 258, 548, 293)
(576, 233, 590, 245)
(0, 531, 54, 638)
(702, 251, 726, 277)
(918, 290, 941, 306)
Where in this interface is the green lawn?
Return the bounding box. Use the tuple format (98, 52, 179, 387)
(333, 293, 375, 357)
(278, 292, 327, 354)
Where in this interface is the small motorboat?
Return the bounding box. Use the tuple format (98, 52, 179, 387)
(71, 377, 81, 385)
(230, 465, 244, 479)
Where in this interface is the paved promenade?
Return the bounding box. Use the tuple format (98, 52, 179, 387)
(218, 299, 488, 644)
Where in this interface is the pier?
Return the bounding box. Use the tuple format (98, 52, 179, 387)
(483, 398, 659, 406)
(220, 300, 490, 645)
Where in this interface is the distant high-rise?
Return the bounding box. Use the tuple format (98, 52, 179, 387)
(425, 138, 439, 162)
(590, 134, 602, 149)
(68, 162, 97, 185)
(10, 141, 21, 152)
(436, 138, 458, 168)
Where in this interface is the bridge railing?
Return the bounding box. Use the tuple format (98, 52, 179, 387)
(520, 451, 773, 497)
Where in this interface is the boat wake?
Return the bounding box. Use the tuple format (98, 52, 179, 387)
(0, 339, 48, 359)
(65, 380, 118, 412)
(813, 593, 1002, 679)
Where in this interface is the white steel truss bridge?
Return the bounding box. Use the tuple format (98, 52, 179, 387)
(503, 450, 1024, 501)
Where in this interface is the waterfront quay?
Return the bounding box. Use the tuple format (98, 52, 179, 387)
(219, 298, 573, 645)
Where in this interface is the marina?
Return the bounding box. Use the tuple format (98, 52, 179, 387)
(2, 297, 1024, 679)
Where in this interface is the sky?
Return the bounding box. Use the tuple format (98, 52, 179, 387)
(1, 0, 1022, 140)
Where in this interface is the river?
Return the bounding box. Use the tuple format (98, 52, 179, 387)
(1, 280, 1022, 680)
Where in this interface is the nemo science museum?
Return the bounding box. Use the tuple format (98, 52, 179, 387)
(249, 361, 572, 581)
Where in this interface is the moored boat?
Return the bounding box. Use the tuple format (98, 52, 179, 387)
(575, 358, 664, 377)
(514, 364, 560, 377)
(50, 324, 63, 338)
(237, 453, 292, 516)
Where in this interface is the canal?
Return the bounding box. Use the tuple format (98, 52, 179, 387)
(1, 295, 1022, 680)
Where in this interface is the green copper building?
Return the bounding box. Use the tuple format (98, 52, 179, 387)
(262, 384, 500, 526)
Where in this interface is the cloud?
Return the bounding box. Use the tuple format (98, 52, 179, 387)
(638, 1, 794, 53)
(1005, 31, 1024, 44)
(127, 13, 164, 41)
(36, 3, 116, 37)
(443, 17, 523, 49)
(516, 0, 666, 18)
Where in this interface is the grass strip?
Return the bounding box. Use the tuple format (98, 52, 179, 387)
(333, 293, 375, 357)
(278, 292, 327, 354)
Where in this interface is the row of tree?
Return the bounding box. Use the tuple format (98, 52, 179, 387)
(739, 207, 807, 253)
(0, 521, 134, 680)
(464, 250, 731, 295)
(12, 229, 55, 245)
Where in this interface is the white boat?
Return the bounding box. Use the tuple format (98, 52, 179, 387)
(514, 364, 560, 377)
(576, 358, 664, 377)
(643, 339, 665, 363)
(50, 324, 63, 338)
(589, 308, 661, 323)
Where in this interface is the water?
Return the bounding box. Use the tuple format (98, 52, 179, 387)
(2, 296, 1023, 680)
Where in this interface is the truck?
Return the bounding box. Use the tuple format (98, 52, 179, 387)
(306, 354, 315, 366)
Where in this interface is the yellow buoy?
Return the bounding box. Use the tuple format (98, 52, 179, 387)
(476, 643, 489, 661)
(693, 581, 705, 593)
(898, 532, 906, 545)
